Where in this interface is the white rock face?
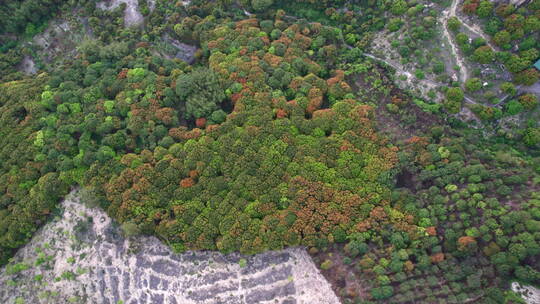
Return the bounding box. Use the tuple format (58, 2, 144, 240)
(19, 56, 37, 75)
(512, 282, 540, 304)
(18, 19, 81, 72)
(161, 35, 198, 63)
(147, 0, 156, 12)
(0, 190, 339, 304)
(97, 0, 144, 27)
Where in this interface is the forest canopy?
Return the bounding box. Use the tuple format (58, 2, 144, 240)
(0, 0, 539, 303)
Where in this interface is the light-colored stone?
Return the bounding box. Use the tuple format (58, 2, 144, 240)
(0, 190, 339, 304)
(19, 56, 37, 75)
(97, 0, 144, 27)
(512, 282, 540, 304)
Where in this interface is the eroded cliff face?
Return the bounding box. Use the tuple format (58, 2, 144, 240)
(17, 0, 198, 76)
(96, 0, 144, 27)
(0, 190, 339, 304)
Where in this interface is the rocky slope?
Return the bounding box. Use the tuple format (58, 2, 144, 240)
(0, 190, 339, 304)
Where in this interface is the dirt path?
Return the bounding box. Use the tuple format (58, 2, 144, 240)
(358, 0, 499, 93)
(442, 0, 469, 82)
(356, 38, 485, 120)
(464, 95, 480, 105)
(450, 1, 498, 51)
(442, 0, 500, 83)
(343, 41, 439, 86)
(287, 10, 484, 112)
(362, 53, 412, 79)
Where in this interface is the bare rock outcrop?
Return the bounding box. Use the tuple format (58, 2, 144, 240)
(0, 190, 339, 304)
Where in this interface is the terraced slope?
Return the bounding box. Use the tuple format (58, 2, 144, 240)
(0, 191, 339, 304)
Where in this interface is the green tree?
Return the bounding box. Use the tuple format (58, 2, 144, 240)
(523, 128, 540, 147)
(251, 0, 273, 12)
(514, 69, 539, 86)
(520, 49, 539, 63)
(371, 286, 394, 300)
(493, 30, 511, 48)
(444, 87, 464, 114)
(505, 55, 531, 73)
(477, 0, 494, 18)
(121, 221, 141, 237)
(448, 17, 461, 32)
(456, 33, 469, 46)
(524, 16, 540, 33)
(388, 18, 404, 32)
(465, 78, 482, 92)
(176, 68, 225, 120)
(505, 100, 524, 115)
(500, 82, 516, 96)
(447, 87, 464, 103)
(473, 46, 495, 64)
(391, 0, 408, 15)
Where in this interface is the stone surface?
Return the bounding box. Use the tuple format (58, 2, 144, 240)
(0, 190, 339, 304)
(19, 56, 37, 75)
(97, 0, 144, 27)
(157, 35, 198, 64)
(512, 282, 540, 304)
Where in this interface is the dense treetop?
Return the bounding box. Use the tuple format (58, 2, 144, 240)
(0, 0, 539, 303)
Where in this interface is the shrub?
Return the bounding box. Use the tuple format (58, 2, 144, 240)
(448, 17, 461, 32)
(505, 100, 524, 115)
(320, 259, 333, 270)
(371, 286, 394, 300)
(519, 94, 538, 110)
(238, 258, 247, 268)
(473, 46, 495, 63)
(465, 78, 482, 92)
(120, 221, 141, 238)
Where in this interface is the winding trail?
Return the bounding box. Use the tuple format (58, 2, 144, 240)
(279, 8, 487, 114)
(361, 52, 444, 89)
(442, 0, 500, 83)
(442, 0, 469, 82)
(362, 53, 412, 79)
(367, 49, 481, 107)
(341, 35, 448, 95)
(449, 0, 497, 51)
